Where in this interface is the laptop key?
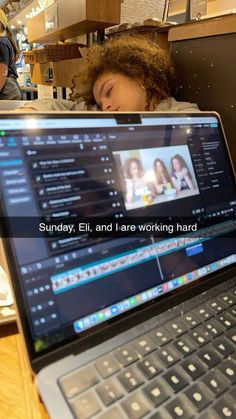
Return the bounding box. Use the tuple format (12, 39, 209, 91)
(194, 304, 214, 320)
(156, 344, 180, 367)
(217, 359, 236, 384)
(143, 378, 171, 407)
(163, 367, 189, 393)
(184, 383, 213, 411)
(228, 306, 236, 319)
(165, 395, 196, 419)
(220, 292, 236, 306)
(202, 370, 229, 397)
(211, 336, 234, 357)
(212, 395, 236, 418)
(197, 410, 218, 419)
(70, 391, 102, 419)
(150, 326, 173, 346)
(180, 356, 206, 380)
(232, 352, 236, 362)
(188, 326, 210, 347)
(197, 345, 221, 368)
(96, 377, 124, 407)
(59, 365, 100, 399)
(173, 335, 195, 357)
(118, 366, 144, 392)
(149, 412, 167, 419)
(230, 288, 236, 297)
(183, 311, 202, 328)
(203, 318, 224, 337)
(114, 345, 139, 367)
(137, 353, 163, 379)
(208, 298, 227, 313)
(225, 326, 236, 345)
(97, 407, 125, 419)
(228, 387, 236, 401)
(166, 319, 189, 337)
(216, 312, 235, 329)
(133, 335, 156, 356)
(121, 392, 151, 419)
(95, 354, 120, 378)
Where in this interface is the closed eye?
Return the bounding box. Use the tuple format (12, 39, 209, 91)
(106, 86, 113, 97)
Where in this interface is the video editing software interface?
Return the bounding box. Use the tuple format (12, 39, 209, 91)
(0, 115, 235, 353)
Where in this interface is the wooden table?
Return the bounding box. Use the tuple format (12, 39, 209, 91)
(126, 189, 199, 211)
(0, 323, 49, 419)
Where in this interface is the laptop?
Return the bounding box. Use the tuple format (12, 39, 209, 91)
(0, 112, 235, 419)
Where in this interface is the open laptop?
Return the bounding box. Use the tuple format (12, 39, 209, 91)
(0, 112, 235, 419)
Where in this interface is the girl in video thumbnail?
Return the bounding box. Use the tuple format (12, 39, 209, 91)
(153, 158, 173, 194)
(170, 154, 194, 192)
(124, 157, 146, 203)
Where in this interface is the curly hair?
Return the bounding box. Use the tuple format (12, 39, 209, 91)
(124, 157, 143, 179)
(70, 34, 175, 110)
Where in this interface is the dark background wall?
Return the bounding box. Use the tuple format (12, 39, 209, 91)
(170, 33, 236, 170)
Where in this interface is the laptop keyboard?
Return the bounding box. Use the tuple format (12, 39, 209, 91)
(59, 286, 236, 419)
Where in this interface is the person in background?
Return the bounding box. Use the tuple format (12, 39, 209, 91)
(17, 34, 198, 112)
(153, 158, 173, 194)
(170, 154, 194, 192)
(0, 8, 21, 100)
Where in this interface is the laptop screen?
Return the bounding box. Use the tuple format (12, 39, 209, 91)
(0, 112, 235, 358)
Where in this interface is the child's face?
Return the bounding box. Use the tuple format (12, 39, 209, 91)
(172, 158, 181, 172)
(156, 161, 164, 172)
(130, 161, 140, 178)
(93, 72, 147, 111)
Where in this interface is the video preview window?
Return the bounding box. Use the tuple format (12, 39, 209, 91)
(113, 145, 200, 211)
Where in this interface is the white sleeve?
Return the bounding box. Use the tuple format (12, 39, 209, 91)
(156, 97, 200, 113)
(22, 99, 99, 111)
